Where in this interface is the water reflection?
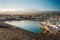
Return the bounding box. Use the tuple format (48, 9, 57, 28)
(4, 20, 42, 33)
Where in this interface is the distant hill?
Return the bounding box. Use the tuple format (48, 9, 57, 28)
(0, 9, 60, 15)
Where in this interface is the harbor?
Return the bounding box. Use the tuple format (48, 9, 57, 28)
(0, 11, 60, 34)
(0, 0, 60, 40)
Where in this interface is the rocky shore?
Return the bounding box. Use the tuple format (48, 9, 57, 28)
(0, 23, 60, 40)
(0, 27, 60, 40)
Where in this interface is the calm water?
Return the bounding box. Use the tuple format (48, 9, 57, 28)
(4, 20, 42, 33)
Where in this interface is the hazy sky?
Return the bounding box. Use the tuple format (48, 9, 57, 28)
(0, 0, 60, 11)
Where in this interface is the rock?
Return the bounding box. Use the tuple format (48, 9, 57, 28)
(0, 24, 60, 40)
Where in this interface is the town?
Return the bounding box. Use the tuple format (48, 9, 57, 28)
(0, 11, 60, 21)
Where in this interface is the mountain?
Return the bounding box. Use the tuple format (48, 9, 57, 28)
(0, 9, 41, 15)
(0, 9, 60, 15)
(0, 9, 40, 12)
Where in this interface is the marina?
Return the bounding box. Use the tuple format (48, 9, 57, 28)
(0, 0, 60, 40)
(0, 11, 59, 34)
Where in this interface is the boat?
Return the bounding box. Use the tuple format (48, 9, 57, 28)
(41, 21, 59, 34)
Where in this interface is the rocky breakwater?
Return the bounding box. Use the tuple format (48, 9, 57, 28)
(0, 23, 60, 40)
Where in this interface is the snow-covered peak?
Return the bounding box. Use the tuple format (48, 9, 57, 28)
(0, 9, 41, 15)
(0, 9, 25, 12)
(0, 8, 40, 12)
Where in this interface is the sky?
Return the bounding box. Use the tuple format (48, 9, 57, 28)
(0, 0, 60, 11)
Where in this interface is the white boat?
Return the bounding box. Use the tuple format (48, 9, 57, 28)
(41, 21, 58, 34)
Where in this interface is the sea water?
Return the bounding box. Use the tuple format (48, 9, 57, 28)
(4, 20, 42, 33)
